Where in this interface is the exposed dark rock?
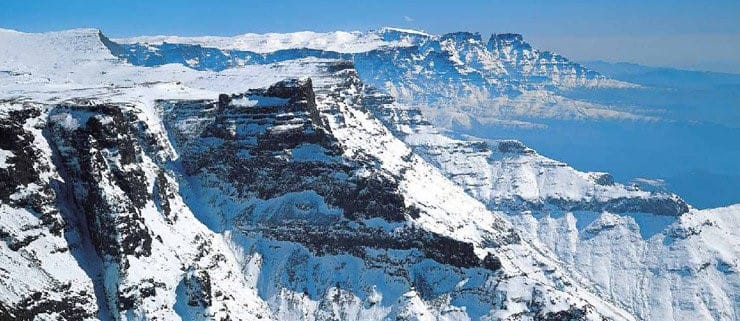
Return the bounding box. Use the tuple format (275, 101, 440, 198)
(183, 269, 213, 307)
(241, 221, 491, 271)
(48, 103, 153, 259)
(442, 31, 483, 43)
(218, 93, 232, 109)
(161, 80, 416, 223)
(538, 306, 589, 321)
(482, 253, 502, 271)
(153, 170, 177, 223)
(546, 194, 690, 217)
(0, 108, 41, 204)
(326, 60, 355, 73)
(0, 288, 97, 321)
(593, 173, 615, 186)
(497, 140, 532, 154)
(0, 106, 65, 241)
(117, 278, 167, 311)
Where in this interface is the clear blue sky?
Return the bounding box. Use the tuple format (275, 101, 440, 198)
(2, 0, 739, 72)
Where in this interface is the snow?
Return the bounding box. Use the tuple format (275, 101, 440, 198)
(269, 122, 304, 132)
(503, 204, 740, 321)
(0, 149, 13, 167)
(0, 26, 736, 321)
(116, 29, 419, 53)
(360, 71, 738, 321)
(309, 67, 637, 321)
(247, 190, 343, 224)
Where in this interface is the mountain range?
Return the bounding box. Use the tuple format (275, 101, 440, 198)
(0, 27, 737, 321)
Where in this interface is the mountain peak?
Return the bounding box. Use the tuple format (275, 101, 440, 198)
(490, 33, 525, 43)
(487, 33, 532, 53)
(441, 31, 483, 42)
(0, 27, 116, 75)
(0, 27, 102, 36)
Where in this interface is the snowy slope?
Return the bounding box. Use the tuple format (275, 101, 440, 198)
(514, 204, 740, 321)
(111, 27, 739, 321)
(1, 27, 737, 321)
(157, 60, 636, 321)
(364, 96, 688, 216)
(358, 73, 738, 321)
(116, 27, 427, 53)
(0, 28, 640, 321)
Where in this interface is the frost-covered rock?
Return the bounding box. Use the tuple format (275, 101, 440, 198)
(0, 27, 736, 321)
(0, 103, 99, 321)
(155, 64, 634, 320)
(357, 71, 738, 321)
(4, 100, 273, 320)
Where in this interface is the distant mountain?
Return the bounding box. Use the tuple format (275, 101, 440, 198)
(581, 60, 740, 89)
(109, 28, 642, 127)
(110, 27, 634, 91)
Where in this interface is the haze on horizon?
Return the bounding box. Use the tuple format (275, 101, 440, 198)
(1, 0, 739, 73)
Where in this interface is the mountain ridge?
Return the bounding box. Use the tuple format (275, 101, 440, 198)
(0, 27, 737, 321)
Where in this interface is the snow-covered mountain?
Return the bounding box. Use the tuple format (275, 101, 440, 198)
(360, 90, 737, 321)
(112, 27, 626, 88)
(0, 27, 737, 321)
(110, 28, 642, 127)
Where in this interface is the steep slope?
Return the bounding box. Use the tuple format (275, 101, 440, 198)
(0, 28, 638, 320)
(0, 103, 99, 320)
(362, 93, 688, 216)
(358, 86, 739, 321)
(0, 100, 273, 321)
(107, 27, 739, 321)
(156, 62, 635, 320)
(45, 101, 274, 320)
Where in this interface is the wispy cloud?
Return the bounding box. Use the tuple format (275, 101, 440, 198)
(403, 16, 414, 22)
(632, 177, 667, 187)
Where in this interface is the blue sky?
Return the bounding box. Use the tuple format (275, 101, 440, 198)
(2, 0, 739, 72)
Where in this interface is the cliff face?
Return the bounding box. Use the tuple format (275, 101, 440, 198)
(0, 104, 99, 320)
(358, 84, 737, 321)
(0, 54, 633, 320)
(362, 88, 689, 217)
(1, 28, 738, 321)
(150, 63, 628, 321)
